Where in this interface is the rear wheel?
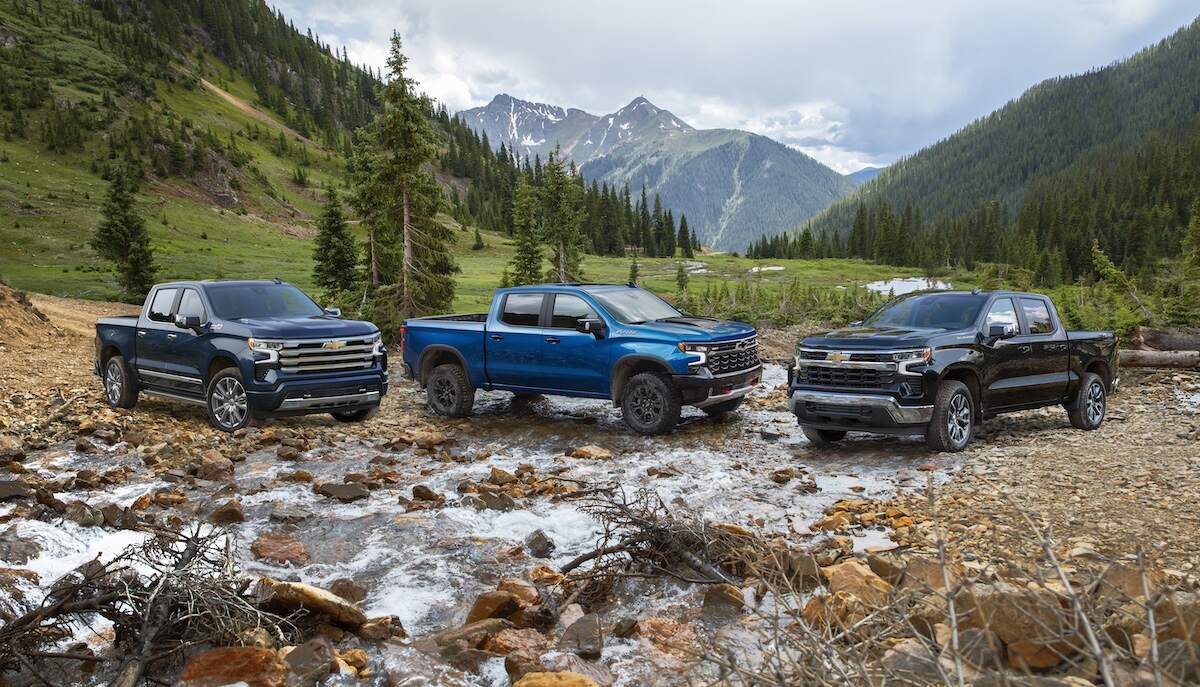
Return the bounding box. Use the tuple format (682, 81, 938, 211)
(102, 355, 139, 409)
(701, 397, 743, 418)
(206, 368, 253, 433)
(427, 364, 475, 418)
(801, 426, 846, 445)
(331, 407, 379, 423)
(1067, 372, 1106, 430)
(621, 372, 682, 435)
(926, 380, 973, 452)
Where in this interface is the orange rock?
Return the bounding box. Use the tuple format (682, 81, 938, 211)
(466, 590, 520, 623)
(498, 578, 540, 607)
(513, 673, 599, 687)
(821, 559, 893, 606)
(250, 532, 310, 565)
(530, 565, 564, 585)
(177, 647, 287, 687)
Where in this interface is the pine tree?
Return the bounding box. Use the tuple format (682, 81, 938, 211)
(675, 262, 689, 309)
(678, 214, 694, 259)
(628, 256, 640, 285)
(540, 152, 584, 282)
(91, 169, 155, 300)
(350, 33, 455, 330)
(1184, 196, 1200, 269)
(312, 187, 358, 299)
(472, 226, 485, 250)
(508, 175, 542, 285)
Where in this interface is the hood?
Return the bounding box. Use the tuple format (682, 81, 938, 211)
(638, 317, 756, 342)
(801, 325, 941, 350)
(229, 315, 378, 340)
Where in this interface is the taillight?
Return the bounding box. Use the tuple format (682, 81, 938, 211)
(399, 325, 407, 355)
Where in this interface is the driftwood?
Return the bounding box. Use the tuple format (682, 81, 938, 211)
(1133, 326, 1200, 352)
(1119, 349, 1200, 369)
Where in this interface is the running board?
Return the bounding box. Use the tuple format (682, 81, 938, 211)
(143, 388, 206, 406)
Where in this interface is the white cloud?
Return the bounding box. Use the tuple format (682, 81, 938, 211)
(274, 0, 1198, 172)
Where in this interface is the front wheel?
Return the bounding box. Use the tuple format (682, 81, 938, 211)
(926, 380, 973, 452)
(1067, 372, 1106, 430)
(331, 407, 379, 423)
(621, 372, 682, 435)
(426, 364, 475, 418)
(701, 397, 743, 418)
(206, 368, 253, 433)
(802, 426, 846, 445)
(102, 355, 139, 409)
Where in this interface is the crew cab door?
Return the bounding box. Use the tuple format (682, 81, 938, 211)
(1013, 296, 1069, 405)
(485, 293, 553, 390)
(162, 287, 210, 397)
(979, 296, 1027, 410)
(134, 287, 179, 386)
(539, 292, 609, 394)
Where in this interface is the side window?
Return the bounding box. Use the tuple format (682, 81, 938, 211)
(984, 298, 1019, 330)
(147, 288, 177, 322)
(500, 294, 543, 327)
(1020, 298, 1054, 334)
(550, 294, 596, 329)
(177, 289, 207, 322)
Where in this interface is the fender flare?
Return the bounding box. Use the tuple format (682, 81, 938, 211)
(609, 354, 673, 404)
(417, 345, 471, 386)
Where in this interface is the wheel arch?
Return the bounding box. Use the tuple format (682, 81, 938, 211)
(939, 364, 982, 417)
(1084, 359, 1113, 390)
(206, 354, 240, 385)
(418, 345, 469, 387)
(610, 355, 672, 405)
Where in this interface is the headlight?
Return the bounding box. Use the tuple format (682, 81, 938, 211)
(677, 342, 712, 353)
(893, 348, 932, 363)
(369, 333, 384, 356)
(247, 338, 284, 352)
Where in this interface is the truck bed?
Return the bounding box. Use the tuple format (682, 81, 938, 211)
(97, 315, 139, 327)
(413, 313, 487, 323)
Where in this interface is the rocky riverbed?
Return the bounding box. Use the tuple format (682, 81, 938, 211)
(1, 288, 1199, 685)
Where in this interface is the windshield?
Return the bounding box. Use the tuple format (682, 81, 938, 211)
(863, 293, 987, 331)
(205, 283, 325, 320)
(589, 288, 681, 324)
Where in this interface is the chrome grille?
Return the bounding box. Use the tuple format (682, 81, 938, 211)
(708, 337, 760, 375)
(278, 337, 376, 374)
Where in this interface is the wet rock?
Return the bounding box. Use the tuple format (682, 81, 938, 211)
(499, 577, 540, 607)
(489, 466, 518, 485)
(316, 482, 369, 503)
(822, 559, 893, 606)
(879, 637, 956, 683)
(412, 484, 443, 502)
(568, 445, 612, 460)
(250, 532, 311, 565)
(959, 582, 1077, 669)
(525, 529, 556, 558)
(703, 583, 746, 613)
(0, 525, 40, 564)
(466, 590, 520, 623)
(358, 614, 406, 641)
(193, 451, 234, 481)
(256, 577, 368, 627)
(483, 627, 550, 681)
(0, 479, 32, 501)
(515, 670, 601, 687)
(811, 511, 852, 531)
(803, 591, 871, 630)
(559, 613, 603, 658)
(556, 603, 585, 634)
(209, 498, 245, 525)
(99, 503, 137, 529)
(539, 653, 615, 685)
(177, 646, 288, 687)
(0, 436, 24, 460)
(64, 500, 104, 527)
(407, 429, 446, 449)
(612, 617, 637, 639)
(530, 565, 565, 585)
(630, 617, 699, 656)
(282, 637, 335, 685)
(74, 436, 97, 454)
(426, 618, 512, 649)
(277, 445, 302, 461)
(269, 505, 312, 524)
(330, 577, 367, 603)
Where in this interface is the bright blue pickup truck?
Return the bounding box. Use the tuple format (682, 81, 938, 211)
(400, 284, 762, 434)
(95, 280, 388, 432)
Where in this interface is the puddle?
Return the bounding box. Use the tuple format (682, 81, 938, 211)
(865, 277, 951, 295)
(748, 265, 784, 274)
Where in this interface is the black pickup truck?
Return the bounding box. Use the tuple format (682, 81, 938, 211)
(789, 290, 1118, 451)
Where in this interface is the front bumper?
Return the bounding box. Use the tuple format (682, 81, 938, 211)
(789, 389, 932, 435)
(247, 370, 388, 416)
(675, 365, 763, 407)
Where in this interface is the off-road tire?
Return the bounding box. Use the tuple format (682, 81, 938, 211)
(621, 372, 682, 435)
(427, 364, 475, 418)
(102, 354, 139, 409)
(331, 407, 380, 423)
(801, 426, 846, 444)
(701, 397, 744, 418)
(1067, 372, 1106, 430)
(926, 380, 973, 452)
(206, 367, 253, 433)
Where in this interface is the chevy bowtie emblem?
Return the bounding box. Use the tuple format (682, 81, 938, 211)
(829, 351, 848, 363)
(324, 340, 347, 350)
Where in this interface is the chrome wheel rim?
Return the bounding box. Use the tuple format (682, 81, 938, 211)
(104, 361, 123, 405)
(1085, 381, 1105, 426)
(211, 377, 247, 428)
(947, 392, 971, 447)
(630, 385, 663, 425)
(431, 377, 456, 410)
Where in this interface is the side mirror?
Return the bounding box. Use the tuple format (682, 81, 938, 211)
(174, 314, 202, 330)
(576, 318, 606, 338)
(988, 323, 1016, 341)
(324, 307, 342, 317)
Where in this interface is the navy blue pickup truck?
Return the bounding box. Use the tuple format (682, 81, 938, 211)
(95, 280, 388, 431)
(400, 284, 762, 434)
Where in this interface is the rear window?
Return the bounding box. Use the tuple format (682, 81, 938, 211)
(501, 294, 543, 327)
(1020, 298, 1054, 334)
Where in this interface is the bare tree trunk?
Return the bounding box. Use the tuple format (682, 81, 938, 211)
(1119, 349, 1200, 368)
(558, 239, 566, 282)
(368, 228, 379, 286)
(402, 190, 414, 316)
(1134, 326, 1200, 351)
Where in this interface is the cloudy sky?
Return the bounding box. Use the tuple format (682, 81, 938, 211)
(275, 0, 1197, 173)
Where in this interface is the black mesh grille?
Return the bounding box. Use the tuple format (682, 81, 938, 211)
(796, 367, 893, 388)
(806, 402, 872, 417)
(708, 342, 759, 375)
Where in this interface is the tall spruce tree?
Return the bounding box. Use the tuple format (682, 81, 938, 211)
(674, 261, 689, 309)
(628, 255, 640, 285)
(540, 152, 585, 282)
(508, 175, 542, 285)
(1184, 196, 1200, 269)
(312, 187, 358, 300)
(91, 169, 155, 300)
(351, 33, 456, 331)
(678, 214, 694, 259)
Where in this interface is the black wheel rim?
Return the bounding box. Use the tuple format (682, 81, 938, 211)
(432, 377, 456, 410)
(630, 385, 664, 425)
(104, 360, 123, 405)
(1085, 381, 1105, 426)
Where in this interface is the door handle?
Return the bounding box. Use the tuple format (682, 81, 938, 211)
(137, 330, 146, 337)
(489, 334, 504, 341)
(1018, 345, 1032, 354)
(544, 336, 560, 344)
(166, 333, 178, 340)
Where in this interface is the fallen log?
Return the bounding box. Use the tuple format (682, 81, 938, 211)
(1133, 326, 1200, 352)
(1119, 349, 1200, 368)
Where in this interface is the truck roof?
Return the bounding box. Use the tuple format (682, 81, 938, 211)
(500, 283, 639, 294)
(150, 279, 290, 289)
(895, 289, 1048, 299)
